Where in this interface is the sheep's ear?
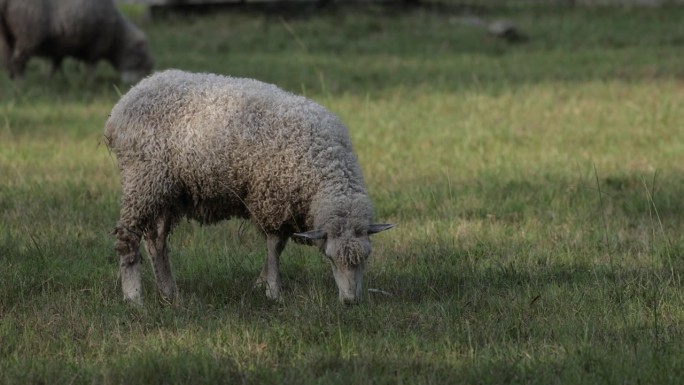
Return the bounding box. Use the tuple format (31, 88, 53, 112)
(293, 230, 327, 240)
(368, 223, 395, 235)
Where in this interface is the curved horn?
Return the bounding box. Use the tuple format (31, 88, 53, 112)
(293, 230, 327, 240)
(368, 223, 395, 235)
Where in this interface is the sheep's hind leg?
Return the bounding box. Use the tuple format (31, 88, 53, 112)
(114, 166, 167, 305)
(115, 224, 144, 305)
(49, 58, 63, 79)
(9, 48, 30, 80)
(256, 234, 287, 300)
(143, 210, 177, 304)
(0, 34, 11, 77)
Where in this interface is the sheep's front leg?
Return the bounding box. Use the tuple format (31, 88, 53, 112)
(9, 48, 30, 80)
(256, 234, 287, 300)
(115, 225, 143, 305)
(49, 58, 63, 79)
(0, 38, 12, 77)
(144, 211, 177, 304)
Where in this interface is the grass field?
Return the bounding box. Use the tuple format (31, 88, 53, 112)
(2, 3, 684, 384)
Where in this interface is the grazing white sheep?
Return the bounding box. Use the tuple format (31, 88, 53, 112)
(104, 69, 393, 305)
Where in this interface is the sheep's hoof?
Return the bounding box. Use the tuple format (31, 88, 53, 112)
(265, 288, 281, 301)
(254, 278, 281, 301)
(124, 294, 143, 306)
(156, 284, 178, 306)
(158, 293, 178, 306)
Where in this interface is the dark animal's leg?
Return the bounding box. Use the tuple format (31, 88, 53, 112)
(49, 58, 63, 79)
(256, 234, 288, 300)
(143, 210, 177, 304)
(0, 39, 10, 77)
(9, 48, 29, 79)
(0, 17, 13, 77)
(0, 48, 10, 79)
(85, 62, 97, 83)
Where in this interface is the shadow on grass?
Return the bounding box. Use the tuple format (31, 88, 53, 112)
(7, 344, 684, 385)
(3, 351, 244, 385)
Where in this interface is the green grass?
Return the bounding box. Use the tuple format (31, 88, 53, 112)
(3, 4, 684, 384)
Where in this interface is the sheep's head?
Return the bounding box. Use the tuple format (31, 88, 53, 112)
(115, 24, 154, 84)
(294, 223, 394, 305)
(117, 38, 154, 84)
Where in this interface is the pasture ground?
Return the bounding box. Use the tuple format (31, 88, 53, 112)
(2, 4, 684, 384)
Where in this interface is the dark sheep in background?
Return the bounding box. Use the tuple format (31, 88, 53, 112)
(0, 0, 154, 82)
